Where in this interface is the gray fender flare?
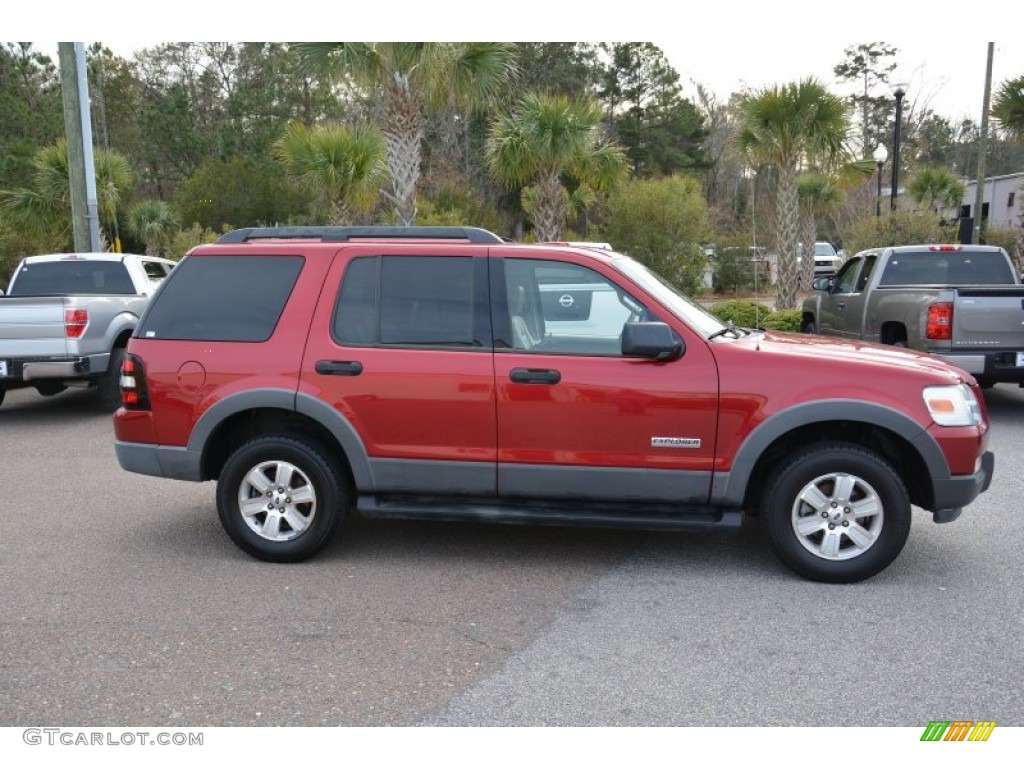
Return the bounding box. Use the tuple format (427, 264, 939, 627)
(710, 399, 948, 506)
(186, 388, 373, 488)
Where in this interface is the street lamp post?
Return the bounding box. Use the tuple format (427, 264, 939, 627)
(890, 81, 908, 211)
(873, 143, 888, 217)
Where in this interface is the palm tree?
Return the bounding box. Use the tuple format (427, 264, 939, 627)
(293, 42, 518, 226)
(273, 121, 389, 225)
(796, 173, 843, 287)
(908, 167, 965, 215)
(126, 200, 178, 256)
(992, 75, 1024, 141)
(486, 92, 628, 241)
(737, 79, 851, 309)
(0, 139, 134, 246)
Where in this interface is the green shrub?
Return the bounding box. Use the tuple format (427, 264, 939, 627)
(416, 189, 504, 234)
(760, 309, 802, 332)
(709, 234, 759, 294)
(708, 299, 772, 327)
(708, 300, 801, 332)
(840, 211, 958, 255)
(983, 227, 1022, 270)
(166, 223, 222, 261)
(604, 175, 713, 295)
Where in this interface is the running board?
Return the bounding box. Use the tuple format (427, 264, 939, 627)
(356, 496, 743, 532)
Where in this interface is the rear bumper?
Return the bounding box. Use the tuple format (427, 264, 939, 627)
(930, 450, 994, 522)
(0, 353, 110, 382)
(935, 350, 1024, 382)
(114, 440, 203, 481)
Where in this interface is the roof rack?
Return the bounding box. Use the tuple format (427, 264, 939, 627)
(216, 226, 504, 244)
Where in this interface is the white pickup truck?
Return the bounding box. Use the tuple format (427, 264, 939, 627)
(0, 253, 175, 409)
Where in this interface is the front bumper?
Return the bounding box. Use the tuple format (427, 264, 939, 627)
(930, 450, 994, 522)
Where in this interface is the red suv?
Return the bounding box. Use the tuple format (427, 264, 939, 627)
(113, 227, 994, 583)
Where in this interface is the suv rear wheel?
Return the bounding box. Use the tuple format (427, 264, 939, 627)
(216, 435, 349, 562)
(760, 443, 911, 583)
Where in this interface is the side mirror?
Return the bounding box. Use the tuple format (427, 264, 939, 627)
(811, 276, 834, 292)
(622, 322, 684, 361)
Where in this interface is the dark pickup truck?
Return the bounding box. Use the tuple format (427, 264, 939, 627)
(801, 244, 1024, 387)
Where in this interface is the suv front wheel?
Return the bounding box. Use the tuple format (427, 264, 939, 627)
(216, 435, 349, 562)
(760, 443, 911, 583)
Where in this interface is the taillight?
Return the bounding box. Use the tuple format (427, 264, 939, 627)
(926, 302, 953, 340)
(64, 308, 88, 338)
(120, 353, 151, 410)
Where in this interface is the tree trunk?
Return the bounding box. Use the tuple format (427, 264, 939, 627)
(382, 78, 423, 227)
(329, 197, 352, 227)
(799, 208, 817, 289)
(774, 165, 800, 310)
(532, 171, 567, 242)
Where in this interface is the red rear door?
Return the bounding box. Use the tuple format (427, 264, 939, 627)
(300, 245, 497, 496)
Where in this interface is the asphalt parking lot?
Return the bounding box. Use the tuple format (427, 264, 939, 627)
(1, 383, 1022, 726)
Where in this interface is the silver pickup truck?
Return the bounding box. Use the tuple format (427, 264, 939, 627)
(0, 253, 175, 409)
(801, 244, 1024, 387)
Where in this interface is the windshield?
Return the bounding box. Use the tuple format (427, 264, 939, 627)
(611, 256, 726, 338)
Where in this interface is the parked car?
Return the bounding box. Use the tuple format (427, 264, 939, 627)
(800, 244, 1024, 387)
(809, 241, 843, 276)
(0, 252, 175, 409)
(113, 227, 992, 583)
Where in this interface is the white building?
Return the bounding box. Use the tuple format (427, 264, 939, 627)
(959, 172, 1024, 231)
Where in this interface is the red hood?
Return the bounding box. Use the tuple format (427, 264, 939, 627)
(720, 330, 967, 384)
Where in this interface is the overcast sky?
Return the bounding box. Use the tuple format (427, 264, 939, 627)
(662, 41, 1021, 124)
(20, 2, 1023, 128)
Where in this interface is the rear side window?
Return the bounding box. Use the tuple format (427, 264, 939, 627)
(141, 261, 172, 280)
(333, 255, 479, 347)
(138, 255, 303, 341)
(10, 260, 136, 295)
(879, 251, 1015, 285)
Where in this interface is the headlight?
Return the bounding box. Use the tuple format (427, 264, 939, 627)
(923, 383, 982, 427)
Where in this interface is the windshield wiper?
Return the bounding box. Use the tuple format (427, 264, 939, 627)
(707, 325, 744, 341)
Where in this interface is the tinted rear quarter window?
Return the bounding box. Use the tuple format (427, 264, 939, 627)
(10, 261, 136, 295)
(137, 255, 303, 341)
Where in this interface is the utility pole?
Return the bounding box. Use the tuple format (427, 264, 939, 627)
(973, 43, 994, 245)
(58, 42, 101, 253)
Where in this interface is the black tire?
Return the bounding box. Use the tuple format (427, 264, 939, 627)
(802, 319, 818, 334)
(96, 347, 125, 411)
(216, 435, 349, 562)
(760, 442, 911, 583)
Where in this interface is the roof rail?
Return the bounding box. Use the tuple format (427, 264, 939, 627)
(216, 226, 504, 244)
